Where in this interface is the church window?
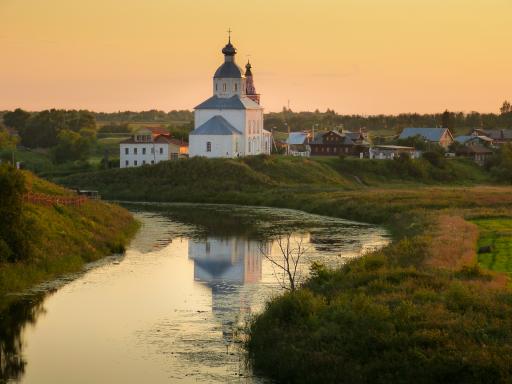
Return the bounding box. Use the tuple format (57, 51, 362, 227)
(207, 141, 212, 152)
(159, 147, 163, 154)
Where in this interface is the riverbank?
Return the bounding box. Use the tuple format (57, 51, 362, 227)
(55, 156, 512, 383)
(0, 169, 138, 311)
(245, 191, 512, 383)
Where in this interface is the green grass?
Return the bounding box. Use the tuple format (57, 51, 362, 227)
(0, 172, 138, 311)
(473, 218, 512, 273)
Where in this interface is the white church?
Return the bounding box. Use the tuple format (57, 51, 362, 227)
(189, 35, 272, 158)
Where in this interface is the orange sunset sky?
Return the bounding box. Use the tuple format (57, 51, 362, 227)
(1, 0, 511, 114)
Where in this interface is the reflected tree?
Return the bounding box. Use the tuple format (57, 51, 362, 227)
(0, 296, 47, 383)
(259, 234, 308, 292)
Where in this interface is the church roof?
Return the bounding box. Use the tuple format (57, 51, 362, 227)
(195, 95, 261, 110)
(214, 61, 243, 78)
(190, 115, 242, 136)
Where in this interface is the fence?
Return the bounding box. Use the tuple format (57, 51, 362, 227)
(24, 192, 88, 207)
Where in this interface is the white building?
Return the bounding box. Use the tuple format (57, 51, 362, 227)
(189, 36, 271, 158)
(120, 127, 188, 168)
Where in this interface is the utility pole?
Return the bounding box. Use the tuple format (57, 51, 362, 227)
(285, 122, 290, 155)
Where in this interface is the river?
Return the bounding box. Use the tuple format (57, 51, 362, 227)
(0, 204, 389, 383)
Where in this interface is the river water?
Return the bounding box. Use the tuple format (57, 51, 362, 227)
(0, 204, 389, 383)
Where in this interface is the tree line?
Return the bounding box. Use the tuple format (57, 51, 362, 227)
(2, 109, 97, 163)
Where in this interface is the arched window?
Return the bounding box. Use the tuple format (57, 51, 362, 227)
(206, 141, 212, 152)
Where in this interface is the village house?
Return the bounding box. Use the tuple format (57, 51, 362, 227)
(309, 130, 370, 157)
(399, 127, 454, 149)
(286, 131, 311, 156)
(369, 145, 419, 160)
(455, 145, 493, 165)
(120, 127, 188, 168)
(455, 135, 494, 147)
(471, 128, 512, 146)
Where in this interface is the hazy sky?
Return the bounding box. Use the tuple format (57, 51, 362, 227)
(1, 0, 511, 114)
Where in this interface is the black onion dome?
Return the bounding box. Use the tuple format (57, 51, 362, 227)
(214, 62, 243, 78)
(222, 42, 236, 56)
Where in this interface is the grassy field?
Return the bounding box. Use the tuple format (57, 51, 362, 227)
(0, 171, 138, 311)
(473, 218, 512, 273)
(53, 154, 512, 383)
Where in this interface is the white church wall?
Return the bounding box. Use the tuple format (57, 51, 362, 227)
(245, 109, 265, 155)
(189, 134, 240, 158)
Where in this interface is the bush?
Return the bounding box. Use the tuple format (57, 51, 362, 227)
(0, 165, 32, 262)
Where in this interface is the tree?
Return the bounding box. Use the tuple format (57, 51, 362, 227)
(0, 164, 32, 262)
(3, 108, 30, 131)
(259, 234, 308, 292)
(0, 124, 18, 150)
(50, 129, 94, 164)
(500, 100, 512, 115)
(441, 110, 454, 129)
(488, 144, 512, 183)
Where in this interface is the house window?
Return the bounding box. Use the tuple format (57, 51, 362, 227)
(134, 148, 138, 155)
(223, 83, 226, 91)
(151, 147, 155, 154)
(125, 148, 129, 155)
(206, 142, 212, 152)
(125, 160, 129, 167)
(215, 83, 218, 91)
(143, 160, 146, 165)
(151, 160, 155, 164)
(142, 147, 146, 155)
(134, 160, 138, 166)
(159, 147, 163, 154)
(171, 153, 178, 160)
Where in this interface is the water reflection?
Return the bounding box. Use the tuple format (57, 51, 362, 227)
(0, 295, 47, 382)
(0, 204, 389, 383)
(189, 237, 267, 346)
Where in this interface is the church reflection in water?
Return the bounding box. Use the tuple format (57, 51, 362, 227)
(188, 236, 269, 343)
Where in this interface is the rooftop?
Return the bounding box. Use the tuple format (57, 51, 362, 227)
(399, 127, 450, 142)
(190, 115, 242, 136)
(195, 95, 261, 110)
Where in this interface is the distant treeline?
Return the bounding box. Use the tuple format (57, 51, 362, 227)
(2, 101, 512, 141)
(93, 109, 193, 123)
(266, 105, 512, 134)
